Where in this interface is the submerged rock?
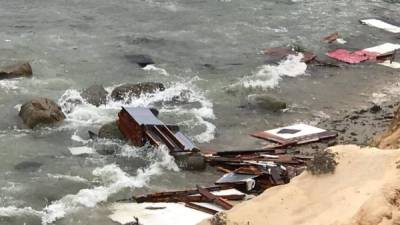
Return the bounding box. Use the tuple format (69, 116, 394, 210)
(370, 104, 382, 113)
(19, 98, 66, 129)
(111, 82, 165, 101)
(173, 152, 206, 171)
(98, 121, 126, 140)
(247, 94, 287, 112)
(14, 161, 42, 172)
(0, 62, 32, 79)
(81, 84, 108, 106)
(125, 54, 154, 68)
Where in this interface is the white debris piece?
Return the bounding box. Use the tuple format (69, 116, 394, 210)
(379, 60, 400, 69)
(109, 202, 216, 225)
(68, 146, 95, 155)
(264, 123, 326, 140)
(363, 43, 400, 55)
(336, 38, 347, 44)
(361, 19, 400, 33)
(190, 188, 246, 197)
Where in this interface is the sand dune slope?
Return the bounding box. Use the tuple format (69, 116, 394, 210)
(199, 145, 400, 225)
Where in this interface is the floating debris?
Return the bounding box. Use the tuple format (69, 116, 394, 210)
(251, 123, 337, 145)
(360, 19, 400, 33)
(117, 107, 198, 153)
(322, 32, 340, 43)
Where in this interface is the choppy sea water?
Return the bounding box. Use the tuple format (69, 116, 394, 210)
(0, 0, 399, 224)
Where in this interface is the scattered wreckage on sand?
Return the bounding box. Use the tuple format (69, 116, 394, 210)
(107, 106, 338, 225)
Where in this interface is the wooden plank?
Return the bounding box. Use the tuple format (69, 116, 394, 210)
(184, 202, 218, 215)
(197, 185, 233, 210)
(152, 125, 176, 150)
(135, 194, 244, 203)
(134, 185, 233, 203)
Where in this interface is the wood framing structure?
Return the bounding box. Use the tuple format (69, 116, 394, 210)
(117, 107, 198, 153)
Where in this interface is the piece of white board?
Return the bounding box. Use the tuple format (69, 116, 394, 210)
(109, 202, 216, 225)
(379, 60, 400, 69)
(68, 146, 95, 155)
(263, 124, 326, 140)
(361, 19, 400, 33)
(363, 43, 400, 55)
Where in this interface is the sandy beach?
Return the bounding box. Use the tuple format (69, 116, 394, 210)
(199, 145, 400, 225)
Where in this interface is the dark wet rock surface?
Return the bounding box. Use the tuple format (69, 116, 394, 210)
(81, 84, 108, 107)
(125, 54, 154, 68)
(0, 62, 32, 80)
(98, 121, 126, 140)
(110, 82, 165, 101)
(14, 161, 42, 172)
(246, 94, 287, 112)
(290, 102, 397, 155)
(19, 97, 66, 129)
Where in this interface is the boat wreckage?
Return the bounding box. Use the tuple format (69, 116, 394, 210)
(107, 106, 338, 225)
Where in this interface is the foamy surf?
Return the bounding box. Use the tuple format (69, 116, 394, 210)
(41, 146, 178, 225)
(0, 146, 178, 225)
(235, 54, 307, 89)
(47, 174, 89, 183)
(142, 65, 169, 76)
(0, 206, 43, 218)
(58, 78, 216, 143)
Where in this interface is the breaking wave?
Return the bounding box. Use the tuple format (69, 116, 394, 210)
(47, 174, 89, 183)
(41, 146, 178, 224)
(58, 77, 216, 143)
(142, 65, 170, 76)
(235, 54, 307, 89)
(0, 146, 178, 225)
(0, 206, 43, 218)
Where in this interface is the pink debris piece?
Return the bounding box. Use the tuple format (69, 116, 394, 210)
(354, 50, 379, 61)
(327, 49, 370, 64)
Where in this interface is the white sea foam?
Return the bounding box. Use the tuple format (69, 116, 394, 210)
(2, 146, 179, 224)
(142, 65, 169, 76)
(235, 54, 307, 89)
(0, 79, 21, 92)
(41, 146, 178, 224)
(370, 82, 400, 104)
(47, 174, 89, 183)
(58, 78, 216, 143)
(0, 206, 43, 217)
(71, 131, 90, 144)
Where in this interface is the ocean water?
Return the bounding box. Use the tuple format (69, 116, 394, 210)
(0, 0, 399, 224)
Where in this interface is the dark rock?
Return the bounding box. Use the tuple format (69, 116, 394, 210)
(98, 121, 126, 140)
(94, 142, 121, 155)
(88, 130, 98, 139)
(356, 109, 368, 114)
(14, 161, 42, 172)
(247, 94, 287, 112)
(173, 152, 206, 171)
(327, 140, 337, 147)
(111, 82, 165, 101)
(81, 85, 108, 107)
(335, 128, 346, 133)
(349, 115, 359, 120)
(0, 62, 32, 80)
(19, 98, 65, 129)
(125, 54, 154, 68)
(370, 104, 382, 113)
(306, 151, 338, 175)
